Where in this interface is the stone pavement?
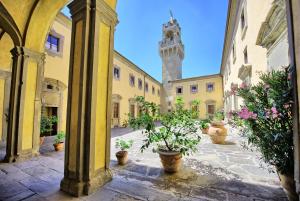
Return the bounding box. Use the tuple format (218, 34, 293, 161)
(0, 127, 288, 201)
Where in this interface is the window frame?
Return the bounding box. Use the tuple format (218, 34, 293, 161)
(176, 86, 183, 95)
(138, 78, 143, 90)
(113, 66, 120, 80)
(206, 83, 215, 92)
(45, 30, 64, 57)
(190, 84, 198, 94)
(145, 82, 149, 92)
(129, 74, 135, 87)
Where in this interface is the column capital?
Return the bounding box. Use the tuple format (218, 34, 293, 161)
(68, 0, 118, 27)
(10, 46, 45, 64)
(95, 0, 118, 27)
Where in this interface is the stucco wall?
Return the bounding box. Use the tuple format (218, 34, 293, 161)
(223, 0, 273, 113)
(170, 75, 223, 119)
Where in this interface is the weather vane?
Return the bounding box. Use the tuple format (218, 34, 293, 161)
(169, 9, 174, 22)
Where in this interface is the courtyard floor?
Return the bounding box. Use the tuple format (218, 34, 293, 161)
(0, 126, 288, 201)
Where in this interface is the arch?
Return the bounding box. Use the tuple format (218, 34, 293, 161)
(24, 0, 70, 52)
(0, 3, 22, 46)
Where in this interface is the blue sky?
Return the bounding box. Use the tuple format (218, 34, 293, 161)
(62, 1, 228, 81)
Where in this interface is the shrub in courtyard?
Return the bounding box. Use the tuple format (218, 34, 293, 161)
(128, 96, 201, 173)
(115, 139, 134, 165)
(40, 115, 58, 145)
(235, 68, 296, 201)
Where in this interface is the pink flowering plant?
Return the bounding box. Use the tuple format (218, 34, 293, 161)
(236, 68, 293, 174)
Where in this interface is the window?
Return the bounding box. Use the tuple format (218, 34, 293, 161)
(138, 78, 143, 90)
(113, 102, 119, 118)
(176, 86, 183, 94)
(244, 47, 248, 64)
(129, 74, 135, 87)
(152, 86, 155, 94)
(47, 84, 53, 90)
(168, 101, 171, 106)
(232, 41, 236, 63)
(157, 89, 160, 96)
(241, 9, 246, 31)
(190, 85, 198, 93)
(113, 67, 120, 80)
(145, 82, 149, 92)
(227, 60, 231, 75)
(240, 5, 248, 39)
(207, 83, 214, 92)
(130, 104, 135, 118)
(207, 105, 215, 115)
(46, 34, 59, 52)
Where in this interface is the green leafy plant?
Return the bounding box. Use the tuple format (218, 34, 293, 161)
(40, 116, 58, 137)
(199, 119, 210, 129)
(191, 100, 201, 119)
(235, 68, 293, 174)
(122, 119, 128, 128)
(115, 139, 134, 151)
(213, 110, 225, 122)
(128, 96, 201, 156)
(54, 131, 65, 144)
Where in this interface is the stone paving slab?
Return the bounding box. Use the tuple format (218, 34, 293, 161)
(0, 126, 289, 201)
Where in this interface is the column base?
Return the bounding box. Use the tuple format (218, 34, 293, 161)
(60, 168, 112, 197)
(3, 150, 39, 163)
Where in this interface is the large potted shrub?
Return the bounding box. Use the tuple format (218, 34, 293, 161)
(208, 110, 227, 144)
(40, 115, 58, 145)
(235, 68, 297, 201)
(129, 96, 201, 173)
(115, 138, 134, 165)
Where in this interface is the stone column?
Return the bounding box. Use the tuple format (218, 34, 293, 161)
(286, 0, 300, 198)
(5, 46, 45, 162)
(60, 0, 117, 196)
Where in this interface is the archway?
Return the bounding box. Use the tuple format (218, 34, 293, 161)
(0, 0, 118, 196)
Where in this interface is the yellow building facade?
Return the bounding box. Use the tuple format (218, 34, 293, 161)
(38, 13, 223, 130)
(169, 74, 223, 119)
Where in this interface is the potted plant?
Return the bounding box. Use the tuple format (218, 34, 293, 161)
(129, 96, 201, 173)
(199, 119, 210, 134)
(40, 115, 58, 145)
(53, 131, 65, 151)
(208, 110, 227, 144)
(115, 138, 134, 165)
(235, 68, 297, 201)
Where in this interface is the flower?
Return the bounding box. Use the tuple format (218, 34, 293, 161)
(239, 82, 248, 89)
(271, 107, 278, 114)
(238, 107, 257, 120)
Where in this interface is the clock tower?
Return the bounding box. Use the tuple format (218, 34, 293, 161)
(159, 12, 184, 111)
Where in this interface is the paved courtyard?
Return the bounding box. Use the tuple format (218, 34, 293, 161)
(0, 126, 288, 201)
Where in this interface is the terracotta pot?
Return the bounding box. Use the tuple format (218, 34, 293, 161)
(277, 172, 298, 201)
(201, 127, 209, 134)
(208, 121, 227, 144)
(53, 142, 64, 151)
(116, 151, 128, 165)
(40, 136, 45, 145)
(158, 150, 182, 173)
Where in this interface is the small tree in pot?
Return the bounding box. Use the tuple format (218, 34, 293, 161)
(235, 68, 296, 201)
(199, 119, 210, 134)
(115, 138, 133, 165)
(53, 131, 65, 151)
(129, 96, 201, 173)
